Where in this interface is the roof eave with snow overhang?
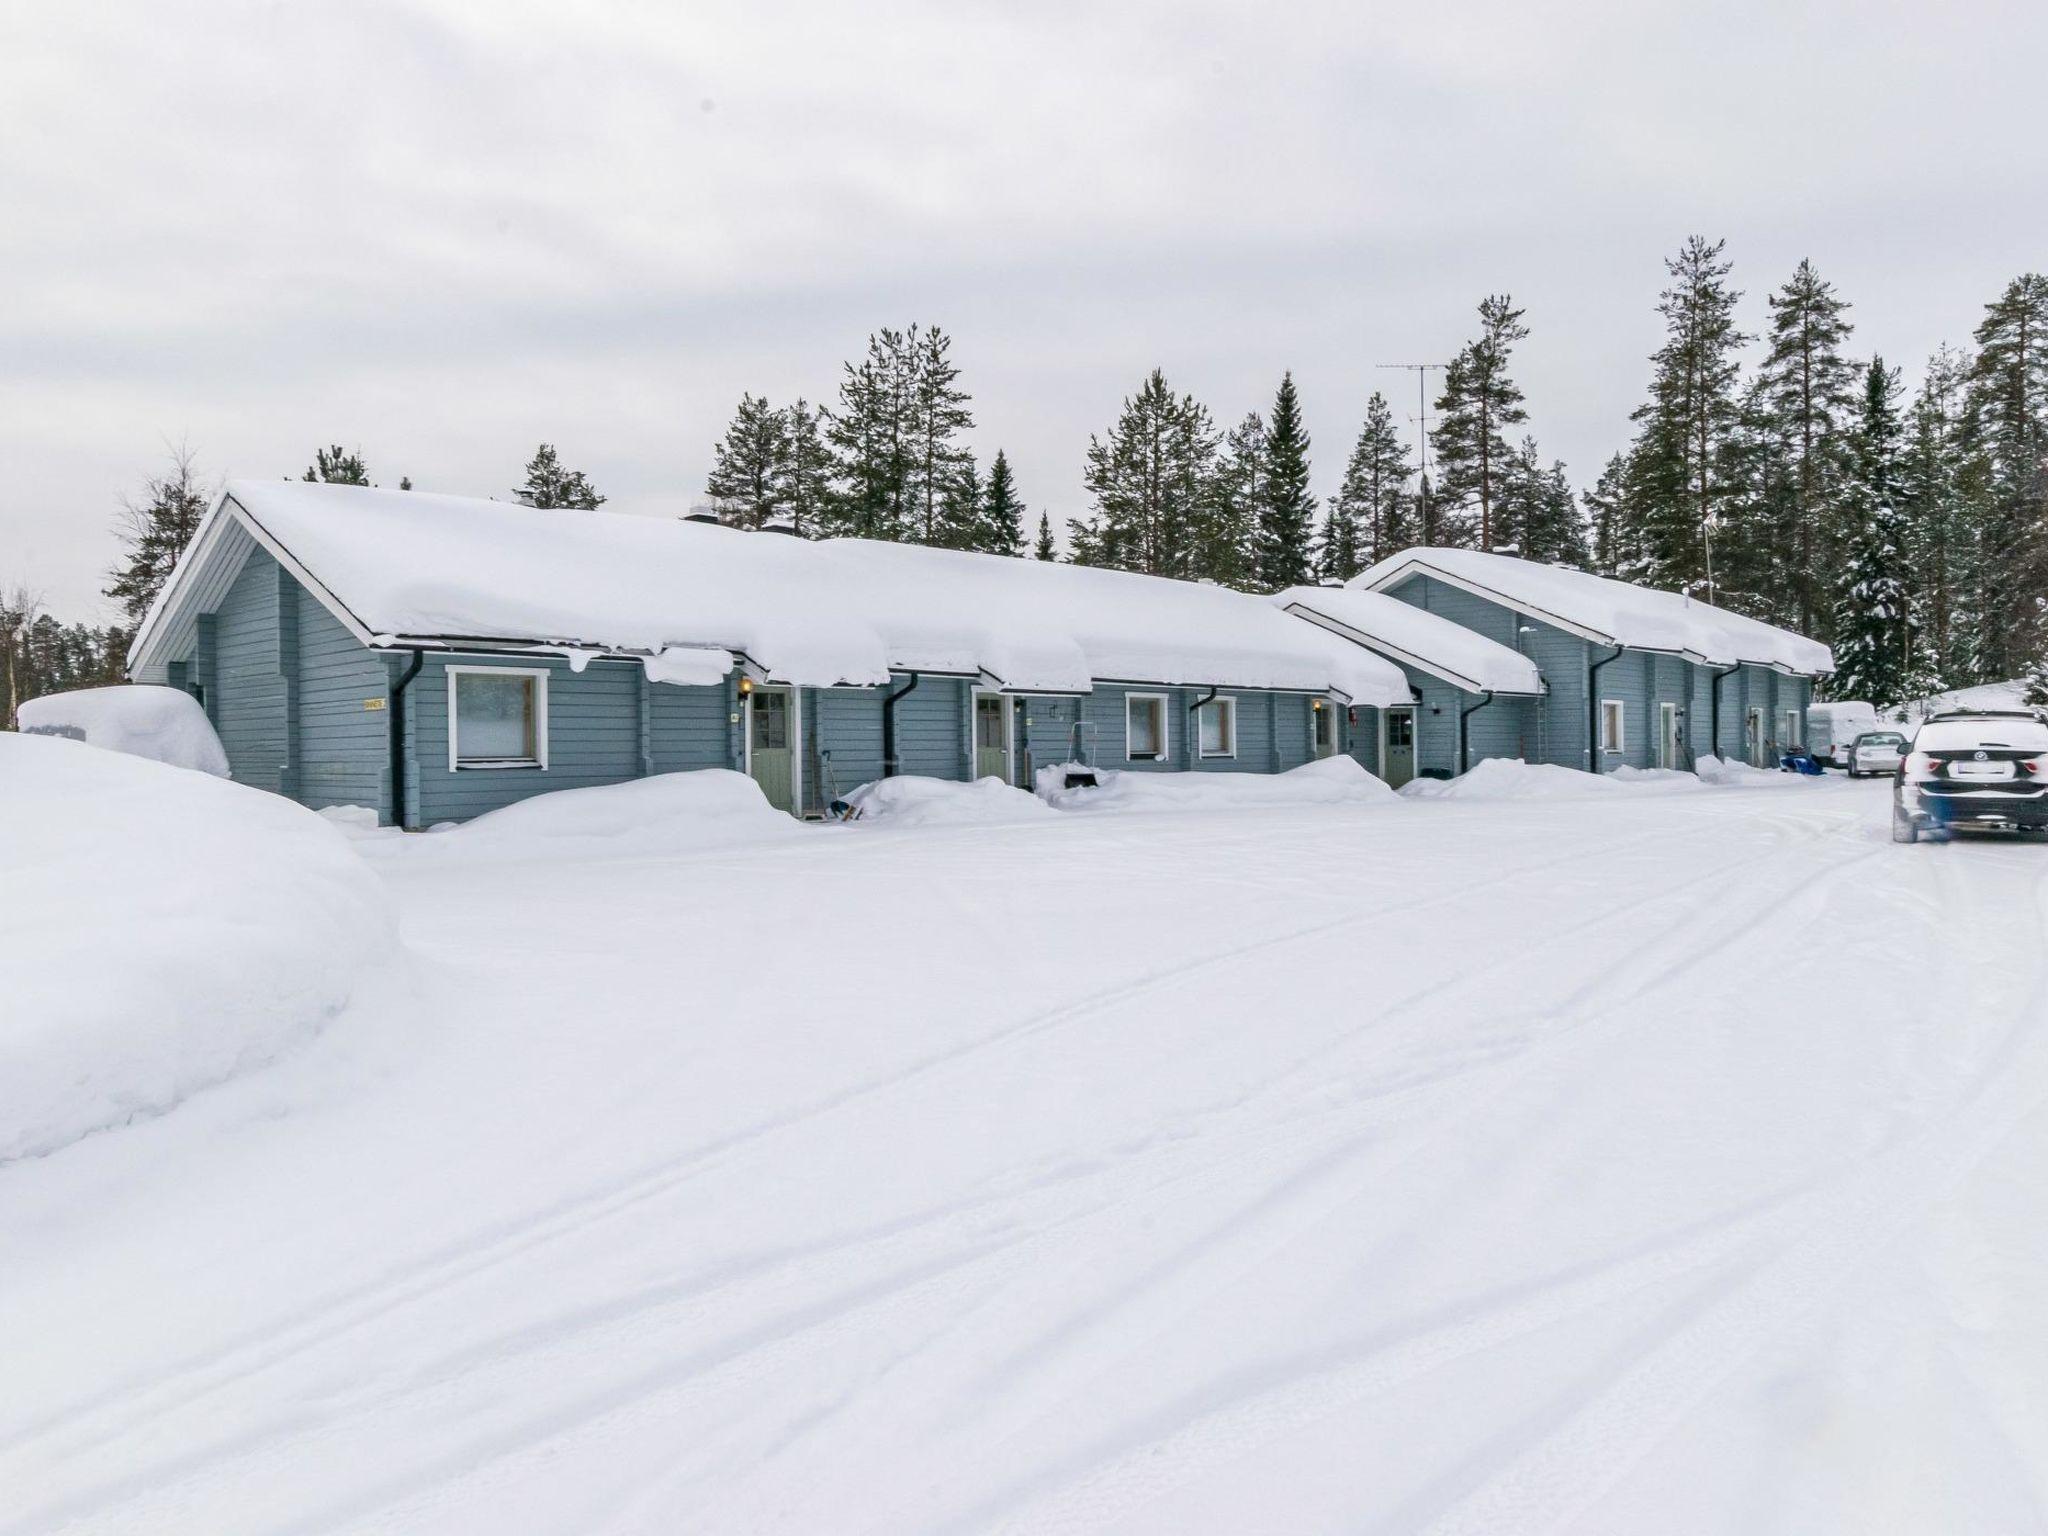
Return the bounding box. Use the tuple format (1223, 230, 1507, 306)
(1277, 594, 1545, 698)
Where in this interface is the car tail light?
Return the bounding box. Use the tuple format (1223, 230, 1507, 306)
(1906, 753, 1943, 779)
(2025, 759, 2043, 775)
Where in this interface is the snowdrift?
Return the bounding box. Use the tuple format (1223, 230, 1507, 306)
(0, 734, 393, 1162)
(1039, 755, 1398, 812)
(838, 775, 1054, 826)
(437, 770, 803, 858)
(16, 684, 229, 776)
(1400, 758, 1626, 801)
(1694, 754, 1801, 787)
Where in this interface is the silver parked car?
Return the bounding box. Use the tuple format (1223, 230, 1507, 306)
(1843, 729, 1907, 778)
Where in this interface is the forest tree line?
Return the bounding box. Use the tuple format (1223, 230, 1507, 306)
(15, 240, 2047, 725)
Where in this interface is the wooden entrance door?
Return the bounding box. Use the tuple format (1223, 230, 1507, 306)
(1658, 703, 1680, 769)
(1383, 707, 1417, 788)
(974, 693, 1011, 782)
(1312, 701, 1338, 759)
(748, 687, 797, 813)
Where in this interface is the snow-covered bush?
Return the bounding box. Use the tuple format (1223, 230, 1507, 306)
(839, 775, 1053, 826)
(439, 770, 802, 857)
(16, 684, 229, 777)
(1040, 755, 1397, 812)
(0, 734, 394, 1162)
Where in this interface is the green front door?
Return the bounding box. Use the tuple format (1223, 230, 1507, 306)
(749, 687, 796, 813)
(974, 693, 1010, 782)
(1383, 707, 1416, 788)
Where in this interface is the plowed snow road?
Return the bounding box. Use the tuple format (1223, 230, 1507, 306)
(7, 775, 2047, 1534)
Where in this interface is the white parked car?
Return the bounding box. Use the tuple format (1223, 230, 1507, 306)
(1843, 729, 1908, 778)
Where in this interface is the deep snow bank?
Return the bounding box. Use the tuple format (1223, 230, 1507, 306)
(0, 734, 393, 1162)
(438, 770, 802, 857)
(1694, 753, 1801, 787)
(16, 684, 229, 776)
(1040, 755, 1397, 812)
(1400, 758, 1625, 801)
(839, 774, 1053, 826)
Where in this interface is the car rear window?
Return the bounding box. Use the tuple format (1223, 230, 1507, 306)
(1855, 733, 1906, 748)
(1915, 719, 2048, 752)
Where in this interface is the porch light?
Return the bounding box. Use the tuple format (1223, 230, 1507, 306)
(738, 676, 754, 695)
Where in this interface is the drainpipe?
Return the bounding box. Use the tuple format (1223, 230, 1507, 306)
(1188, 686, 1218, 765)
(1587, 644, 1625, 770)
(1709, 662, 1741, 762)
(1458, 690, 1495, 775)
(881, 671, 920, 777)
(388, 648, 426, 830)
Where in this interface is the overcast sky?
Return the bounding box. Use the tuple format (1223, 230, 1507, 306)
(5, 0, 2046, 620)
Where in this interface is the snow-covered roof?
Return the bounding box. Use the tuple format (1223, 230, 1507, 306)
(129, 481, 1409, 704)
(1271, 586, 1545, 696)
(1356, 547, 1834, 675)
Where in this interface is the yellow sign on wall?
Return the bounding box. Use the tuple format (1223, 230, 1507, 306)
(363, 698, 387, 712)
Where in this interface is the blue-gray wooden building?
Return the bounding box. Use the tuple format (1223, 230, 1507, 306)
(1279, 548, 1834, 784)
(125, 481, 1407, 825)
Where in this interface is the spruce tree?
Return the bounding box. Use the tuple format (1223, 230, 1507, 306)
(704, 392, 790, 529)
(303, 445, 370, 485)
(1033, 512, 1056, 561)
(777, 397, 831, 538)
(1831, 359, 1927, 708)
(1070, 368, 1216, 576)
(107, 446, 211, 624)
(1256, 372, 1316, 589)
(1964, 274, 2048, 679)
(1191, 413, 1263, 588)
(823, 328, 913, 540)
(937, 454, 982, 551)
(1583, 454, 1629, 577)
(514, 443, 605, 510)
(981, 449, 1026, 555)
(1617, 236, 1749, 596)
(1433, 295, 1530, 551)
(1901, 345, 1973, 685)
(1330, 392, 1414, 568)
(1757, 259, 1857, 637)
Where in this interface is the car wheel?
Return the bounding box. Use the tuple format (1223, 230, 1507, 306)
(1892, 809, 1918, 843)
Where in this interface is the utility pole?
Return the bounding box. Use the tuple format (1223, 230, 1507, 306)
(1377, 362, 1446, 543)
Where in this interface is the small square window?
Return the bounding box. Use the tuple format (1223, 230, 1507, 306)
(1600, 698, 1625, 754)
(1198, 697, 1237, 758)
(450, 667, 547, 769)
(1126, 694, 1167, 761)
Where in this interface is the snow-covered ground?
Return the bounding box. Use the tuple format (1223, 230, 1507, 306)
(6, 768, 2048, 1534)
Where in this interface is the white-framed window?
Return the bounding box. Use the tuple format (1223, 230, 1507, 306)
(1780, 709, 1802, 749)
(1125, 692, 1169, 761)
(1197, 696, 1237, 758)
(1599, 698, 1625, 754)
(447, 665, 548, 770)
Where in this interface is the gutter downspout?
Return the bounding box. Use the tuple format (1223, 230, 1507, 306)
(1587, 644, 1625, 771)
(1188, 686, 1219, 766)
(388, 648, 426, 830)
(881, 671, 920, 777)
(1709, 662, 1741, 763)
(1458, 690, 1495, 775)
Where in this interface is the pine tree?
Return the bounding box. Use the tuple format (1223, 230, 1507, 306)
(937, 454, 982, 551)
(906, 325, 975, 546)
(107, 445, 211, 624)
(2023, 606, 2048, 706)
(1330, 392, 1414, 569)
(1310, 508, 1359, 583)
(1583, 454, 1629, 577)
(1617, 236, 1749, 596)
(1433, 296, 1530, 551)
(1831, 359, 1928, 709)
(1191, 413, 1262, 588)
(980, 449, 1026, 555)
(514, 443, 605, 510)
(704, 392, 790, 529)
(1033, 512, 1056, 561)
(777, 397, 831, 538)
(1757, 259, 1857, 637)
(1964, 274, 2048, 679)
(303, 445, 369, 485)
(823, 327, 914, 540)
(1070, 368, 1217, 577)
(1256, 372, 1316, 589)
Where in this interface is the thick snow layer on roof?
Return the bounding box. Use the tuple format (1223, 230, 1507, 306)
(17, 684, 230, 776)
(0, 734, 392, 1161)
(1272, 586, 1544, 695)
(1358, 547, 1834, 674)
(200, 481, 1407, 701)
